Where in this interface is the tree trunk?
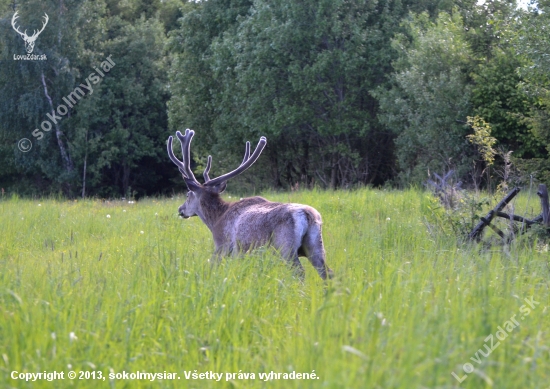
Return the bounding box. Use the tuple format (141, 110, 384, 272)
(41, 72, 74, 173)
(268, 147, 282, 188)
(330, 153, 337, 189)
(537, 184, 550, 226)
(81, 130, 88, 198)
(123, 162, 131, 197)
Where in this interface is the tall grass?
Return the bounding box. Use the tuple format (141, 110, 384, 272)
(0, 189, 548, 388)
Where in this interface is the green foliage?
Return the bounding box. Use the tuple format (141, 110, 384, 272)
(525, 223, 550, 249)
(507, 2, 550, 183)
(377, 11, 474, 185)
(471, 50, 544, 159)
(460, 0, 516, 57)
(210, 0, 383, 187)
(168, 0, 447, 189)
(1, 190, 549, 388)
(166, 0, 254, 192)
(2, 0, 550, 196)
(424, 189, 489, 241)
(0, 0, 171, 197)
(167, 0, 252, 146)
(513, 157, 550, 186)
(466, 115, 497, 165)
(378, 2, 545, 188)
(515, 2, 550, 105)
(72, 14, 170, 198)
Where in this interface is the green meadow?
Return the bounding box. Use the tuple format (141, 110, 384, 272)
(0, 189, 548, 388)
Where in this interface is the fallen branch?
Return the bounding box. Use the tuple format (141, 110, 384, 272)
(468, 187, 521, 241)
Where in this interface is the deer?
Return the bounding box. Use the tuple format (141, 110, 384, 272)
(167, 129, 334, 280)
(11, 11, 49, 54)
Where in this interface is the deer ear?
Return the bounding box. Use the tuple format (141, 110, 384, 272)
(185, 179, 202, 192)
(211, 181, 227, 194)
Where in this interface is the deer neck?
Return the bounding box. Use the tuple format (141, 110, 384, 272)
(197, 192, 230, 231)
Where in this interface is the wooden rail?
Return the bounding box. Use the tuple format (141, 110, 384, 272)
(468, 185, 549, 242)
(468, 187, 521, 241)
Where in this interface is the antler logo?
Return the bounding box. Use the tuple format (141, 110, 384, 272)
(11, 11, 49, 54)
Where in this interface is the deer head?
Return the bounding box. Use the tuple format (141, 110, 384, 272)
(167, 129, 267, 218)
(12, 12, 49, 54)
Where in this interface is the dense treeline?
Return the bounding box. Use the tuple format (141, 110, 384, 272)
(0, 0, 549, 197)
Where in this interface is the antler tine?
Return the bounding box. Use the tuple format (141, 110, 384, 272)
(203, 155, 212, 182)
(175, 130, 195, 181)
(167, 136, 188, 178)
(174, 129, 202, 186)
(204, 136, 267, 187)
(242, 142, 251, 165)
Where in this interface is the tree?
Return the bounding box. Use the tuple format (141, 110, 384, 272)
(510, 0, 550, 182)
(515, 1, 550, 145)
(471, 49, 544, 159)
(167, 0, 253, 152)
(70, 14, 170, 198)
(377, 11, 474, 185)
(0, 0, 85, 194)
(169, 0, 447, 189)
(0, 0, 172, 197)
(213, 0, 385, 188)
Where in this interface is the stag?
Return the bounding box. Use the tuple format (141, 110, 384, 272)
(11, 11, 49, 54)
(167, 130, 334, 280)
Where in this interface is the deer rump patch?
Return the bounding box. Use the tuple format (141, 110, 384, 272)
(225, 202, 320, 254)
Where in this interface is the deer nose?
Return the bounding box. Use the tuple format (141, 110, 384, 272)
(178, 205, 186, 218)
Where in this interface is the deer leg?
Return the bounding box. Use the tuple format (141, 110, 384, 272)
(280, 246, 305, 279)
(274, 234, 305, 279)
(209, 250, 223, 267)
(302, 225, 333, 280)
(212, 242, 231, 264)
(289, 252, 305, 280)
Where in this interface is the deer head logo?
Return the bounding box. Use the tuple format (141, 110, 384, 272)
(11, 12, 49, 54)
